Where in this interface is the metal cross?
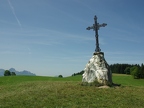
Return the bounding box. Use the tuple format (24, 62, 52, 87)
(86, 15, 107, 52)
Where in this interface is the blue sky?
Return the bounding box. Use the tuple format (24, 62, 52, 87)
(0, 0, 144, 76)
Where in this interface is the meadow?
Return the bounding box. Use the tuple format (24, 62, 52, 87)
(0, 74, 144, 108)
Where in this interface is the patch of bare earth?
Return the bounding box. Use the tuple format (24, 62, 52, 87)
(98, 85, 110, 88)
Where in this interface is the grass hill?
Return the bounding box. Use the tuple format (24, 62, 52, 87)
(0, 74, 144, 108)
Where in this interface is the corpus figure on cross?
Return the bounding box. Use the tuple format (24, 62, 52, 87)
(86, 15, 107, 52)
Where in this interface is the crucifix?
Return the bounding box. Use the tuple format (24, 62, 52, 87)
(86, 15, 107, 52)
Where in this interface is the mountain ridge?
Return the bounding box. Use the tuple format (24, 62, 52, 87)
(0, 68, 36, 76)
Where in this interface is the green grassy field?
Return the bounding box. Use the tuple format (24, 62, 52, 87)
(0, 74, 144, 108)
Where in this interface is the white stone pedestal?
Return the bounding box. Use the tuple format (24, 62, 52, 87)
(82, 52, 112, 86)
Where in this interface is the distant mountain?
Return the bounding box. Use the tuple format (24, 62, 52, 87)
(0, 69, 5, 76)
(0, 68, 36, 76)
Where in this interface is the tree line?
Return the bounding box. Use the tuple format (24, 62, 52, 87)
(72, 63, 144, 79)
(110, 63, 144, 79)
(4, 70, 16, 76)
(72, 70, 84, 76)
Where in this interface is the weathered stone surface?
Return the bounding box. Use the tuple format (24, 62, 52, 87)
(82, 52, 112, 85)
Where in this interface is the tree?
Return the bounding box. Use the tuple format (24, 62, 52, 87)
(58, 75, 63, 78)
(4, 70, 11, 76)
(72, 73, 76, 76)
(110, 63, 131, 74)
(140, 65, 144, 78)
(130, 66, 140, 79)
(124, 67, 130, 74)
(11, 72, 16, 76)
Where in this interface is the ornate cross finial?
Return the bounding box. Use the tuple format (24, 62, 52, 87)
(86, 15, 107, 52)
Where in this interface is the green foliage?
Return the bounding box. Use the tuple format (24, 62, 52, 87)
(130, 66, 139, 78)
(58, 75, 63, 78)
(4, 70, 11, 76)
(140, 64, 144, 78)
(72, 70, 84, 76)
(0, 75, 144, 108)
(11, 72, 16, 76)
(110, 63, 144, 79)
(130, 66, 144, 79)
(124, 67, 130, 74)
(110, 63, 132, 74)
(4, 70, 16, 76)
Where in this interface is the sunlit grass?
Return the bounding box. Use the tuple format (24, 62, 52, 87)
(0, 74, 144, 108)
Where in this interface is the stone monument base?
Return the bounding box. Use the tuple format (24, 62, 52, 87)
(82, 52, 112, 86)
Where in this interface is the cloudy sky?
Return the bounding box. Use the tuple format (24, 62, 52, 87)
(0, 0, 144, 76)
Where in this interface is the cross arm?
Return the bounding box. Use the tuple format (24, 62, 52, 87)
(98, 23, 107, 27)
(86, 26, 94, 30)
